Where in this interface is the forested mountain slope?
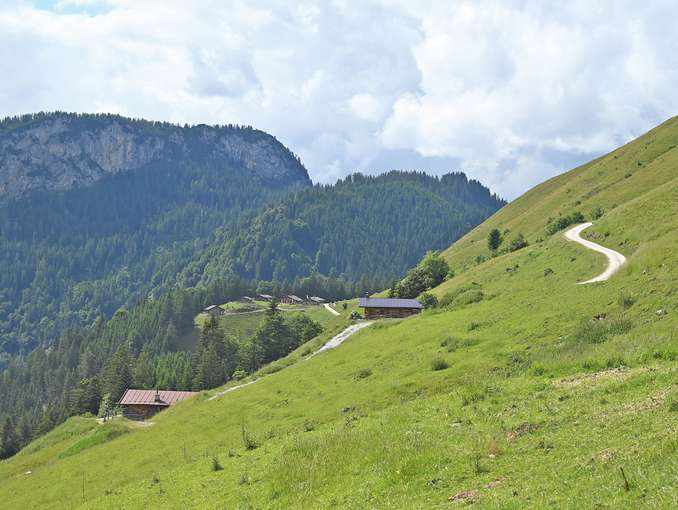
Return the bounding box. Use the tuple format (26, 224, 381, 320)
(188, 171, 504, 283)
(0, 114, 503, 361)
(0, 113, 310, 357)
(2, 117, 676, 508)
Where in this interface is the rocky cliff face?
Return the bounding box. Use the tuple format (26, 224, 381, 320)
(0, 113, 310, 203)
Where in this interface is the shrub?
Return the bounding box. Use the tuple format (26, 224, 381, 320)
(440, 336, 458, 352)
(571, 316, 634, 344)
(454, 289, 484, 307)
(618, 291, 636, 310)
(669, 401, 678, 412)
(459, 387, 486, 406)
(355, 368, 373, 379)
(545, 211, 585, 235)
(232, 369, 247, 381)
(506, 351, 532, 374)
(302, 420, 315, 432)
(605, 356, 626, 368)
(508, 233, 528, 252)
(591, 206, 604, 220)
(467, 322, 481, 331)
(431, 357, 449, 371)
(241, 424, 258, 450)
(440, 283, 484, 308)
(419, 292, 438, 309)
(544, 268, 554, 277)
(390, 251, 450, 298)
(211, 455, 223, 472)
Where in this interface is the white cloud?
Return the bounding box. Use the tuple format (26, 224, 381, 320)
(2, 0, 678, 198)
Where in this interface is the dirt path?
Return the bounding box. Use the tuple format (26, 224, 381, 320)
(208, 321, 375, 400)
(564, 222, 627, 284)
(207, 378, 260, 401)
(305, 321, 374, 359)
(324, 303, 340, 316)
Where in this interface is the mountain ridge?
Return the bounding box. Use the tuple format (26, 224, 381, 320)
(0, 112, 310, 203)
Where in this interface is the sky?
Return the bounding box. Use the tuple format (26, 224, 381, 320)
(2, 1, 678, 199)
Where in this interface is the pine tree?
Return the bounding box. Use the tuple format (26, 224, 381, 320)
(253, 300, 295, 364)
(0, 416, 20, 459)
(17, 415, 33, 446)
(133, 353, 155, 388)
(487, 228, 502, 251)
(102, 345, 133, 403)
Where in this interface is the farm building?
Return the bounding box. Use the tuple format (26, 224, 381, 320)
(308, 296, 326, 305)
(118, 389, 197, 420)
(203, 304, 225, 316)
(281, 294, 304, 305)
(358, 297, 423, 319)
(258, 294, 275, 301)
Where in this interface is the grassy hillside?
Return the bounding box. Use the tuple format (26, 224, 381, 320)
(194, 299, 338, 341)
(2, 119, 678, 508)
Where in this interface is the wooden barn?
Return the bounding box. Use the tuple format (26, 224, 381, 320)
(118, 389, 197, 420)
(308, 296, 326, 305)
(358, 297, 423, 319)
(203, 304, 225, 316)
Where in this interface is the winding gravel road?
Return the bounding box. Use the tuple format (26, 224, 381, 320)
(564, 222, 626, 284)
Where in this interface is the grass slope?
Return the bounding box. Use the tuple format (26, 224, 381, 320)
(194, 299, 340, 343)
(2, 119, 678, 509)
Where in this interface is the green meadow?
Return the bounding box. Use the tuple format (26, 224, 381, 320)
(1, 118, 677, 508)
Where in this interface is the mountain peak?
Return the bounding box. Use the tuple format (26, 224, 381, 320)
(0, 112, 310, 203)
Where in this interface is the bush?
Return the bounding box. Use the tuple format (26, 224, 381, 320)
(440, 336, 458, 352)
(454, 289, 484, 307)
(544, 268, 554, 277)
(618, 291, 636, 310)
(440, 283, 483, 308)
(430, 357, 449, 371)
(419, 292, 438, 309)
(241, 424, 258, 450)
(354, 368, 373, 379)
(545, 211, 585, 235)
(211, 455, 223, 471)
(467, 322, 481, 331)
(590, 206, 604, 220)
(571, 316, 634, 344)
(232, 369, 247, 381)
(508, 233, 528, 252)
(506, 351, 532, 374)
(390, 251, 450, 298)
